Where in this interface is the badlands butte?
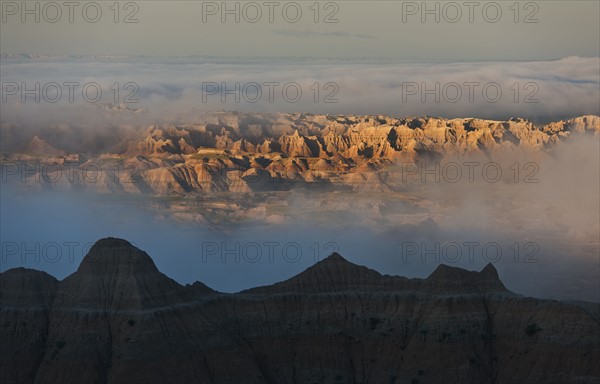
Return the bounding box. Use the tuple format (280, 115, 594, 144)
(1, 238, 599, 384)
(2, 112, 599, 226)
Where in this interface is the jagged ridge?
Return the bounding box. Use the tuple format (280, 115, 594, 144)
(4, 114, 599, 196)
(1, 238, 598, 384)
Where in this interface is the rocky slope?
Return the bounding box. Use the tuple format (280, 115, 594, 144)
(1, 238, 598, 383)
(2, 113, 599, 195)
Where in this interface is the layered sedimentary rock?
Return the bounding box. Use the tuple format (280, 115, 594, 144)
(1, 238, 598, 384)
(3, 114, 599, 195)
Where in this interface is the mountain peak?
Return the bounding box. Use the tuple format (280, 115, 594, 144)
(56, 238, 183, 310)
(480, 263, 499, 279)
(20, 135, 65, 156)
(93, 237, 132, 246)
(428, 263, 460, 277)
(426, 263, 506, 292)
(321, 252, 347, 263)
(245, 252, 383, 294)
(79, 237, 159, 275)
(0, 268, 58, 307)
(416, 217, 440, 233)
(311, 252, 364, 273)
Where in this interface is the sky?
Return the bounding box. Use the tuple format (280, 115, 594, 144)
(1, 1, 599, 60)
(2, 1, 599, 120)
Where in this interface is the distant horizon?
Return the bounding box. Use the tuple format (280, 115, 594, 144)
(2, 53, 600, 62)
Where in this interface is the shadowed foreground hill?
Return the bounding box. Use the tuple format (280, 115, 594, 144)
(1, 238, 598, 384)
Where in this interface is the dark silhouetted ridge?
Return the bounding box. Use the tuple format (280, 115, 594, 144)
(54, 237, 188, 310)
(78, 237, 160, 275)
(323, 252, 346, 262)
(480, 262, 500, 280)
(425, 263, 507, 293)
(2, 240, 510, 300)
(2, 238, 598, 384)
(0, 268, 58, 307)
(245, 254, 509, 294)
(245, 252, 386, 293)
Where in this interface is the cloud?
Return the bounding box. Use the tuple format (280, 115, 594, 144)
(1, 56, 598, 128)
(272, 29, 375, 39)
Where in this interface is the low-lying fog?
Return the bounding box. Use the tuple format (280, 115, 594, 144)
(1, 136, 598, 302)
(1, 56, 599, 125)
